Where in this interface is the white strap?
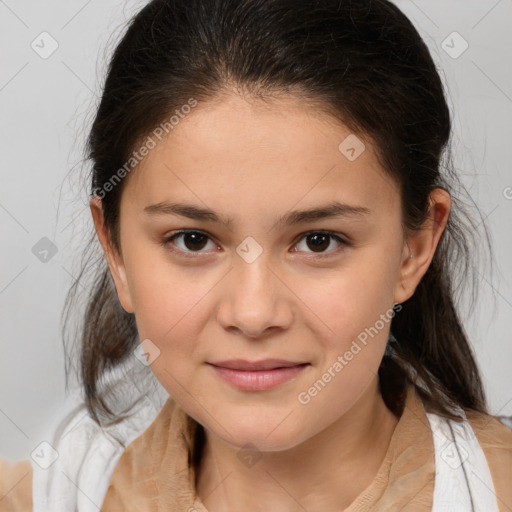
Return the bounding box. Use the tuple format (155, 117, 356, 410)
(31, 393, 165, 512)
(426, 411, 500, 512)
(31, 358, 169, 511)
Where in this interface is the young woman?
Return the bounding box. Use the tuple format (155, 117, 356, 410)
(2, 0, 511, 511)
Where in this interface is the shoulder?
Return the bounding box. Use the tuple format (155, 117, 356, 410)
(466, 409, 512, 453)
(31, 398, 116, 510)
(0, 457, 33, 511)
(102, 395, 179, 485)
(101, 396, 197, 511)
(31, 393, 165, 511)
(465, 410, 512, 511)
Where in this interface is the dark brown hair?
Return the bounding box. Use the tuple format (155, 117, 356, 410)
(62, 0, 496, 427)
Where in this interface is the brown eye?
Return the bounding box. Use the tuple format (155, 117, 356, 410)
(181, 232, 209, 251)
(294, 231, 347, 256)
(163, 230, 217, 255)
(305, 233, 330, 252)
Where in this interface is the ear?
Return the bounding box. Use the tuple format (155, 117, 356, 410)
(89, 196, 135, 314)
(394, 188, 451, 305)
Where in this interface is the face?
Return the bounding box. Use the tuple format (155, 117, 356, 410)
(92, 93, 446, 452)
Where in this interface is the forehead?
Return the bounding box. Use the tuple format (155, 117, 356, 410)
(121, 93, 399, 224)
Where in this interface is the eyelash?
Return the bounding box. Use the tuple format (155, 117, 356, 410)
(161, 229, 350, 259)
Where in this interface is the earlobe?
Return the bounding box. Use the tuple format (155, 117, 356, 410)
(89, 196, 135, 314)
(393, 188, 451, 305)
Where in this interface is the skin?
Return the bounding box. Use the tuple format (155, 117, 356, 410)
(91, 92, 450, 512)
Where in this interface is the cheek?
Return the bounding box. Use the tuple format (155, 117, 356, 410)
(291, 269, 395, 434)
(298, 262, 395, 347)
(126, 261, 210, 398)
(122, 247, 203, 346)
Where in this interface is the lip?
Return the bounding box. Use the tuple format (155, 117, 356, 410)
(210, 359, 308, 371)
(207, 359, 310, 391)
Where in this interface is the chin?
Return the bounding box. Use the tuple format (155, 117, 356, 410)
(210, 413, 308, 453)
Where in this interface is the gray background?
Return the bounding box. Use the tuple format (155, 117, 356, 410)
(1, 0, 511, 461)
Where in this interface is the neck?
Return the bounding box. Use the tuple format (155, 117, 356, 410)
(195, 377, 400, 512)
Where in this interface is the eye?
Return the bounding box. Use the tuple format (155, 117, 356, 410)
(162, 230, 219, 257)
(292, 230, 349, 257)
(162, 229, 350, 259)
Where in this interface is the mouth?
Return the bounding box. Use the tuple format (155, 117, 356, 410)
(207, 359, 310, 391)
(209, 359, 309, 371)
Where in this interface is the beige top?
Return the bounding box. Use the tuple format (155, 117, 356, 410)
(2, 384, 512, 511)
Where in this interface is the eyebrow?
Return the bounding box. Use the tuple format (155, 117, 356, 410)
(143, 200, 371, 229)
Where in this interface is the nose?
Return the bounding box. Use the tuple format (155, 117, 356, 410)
(216, 255, 294, 339)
